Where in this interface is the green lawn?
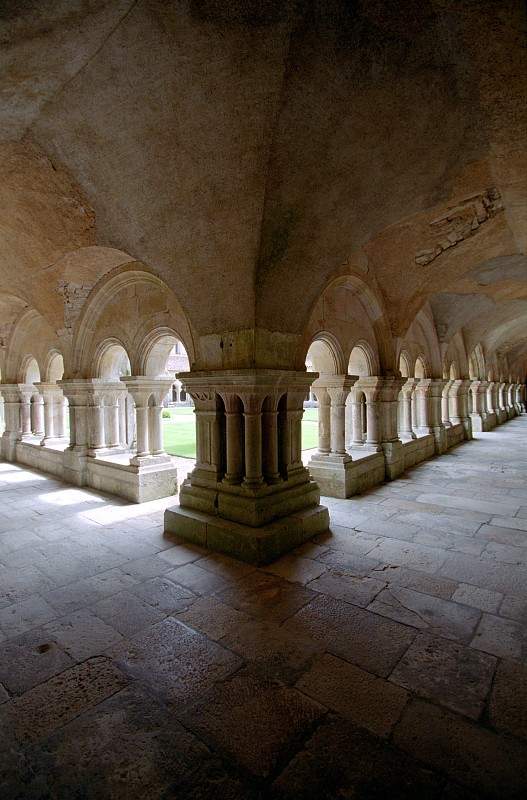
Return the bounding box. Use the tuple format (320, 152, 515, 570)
(162, 407, 319, 458)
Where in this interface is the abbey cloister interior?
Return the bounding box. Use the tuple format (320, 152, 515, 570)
(1, 2, 527, 798)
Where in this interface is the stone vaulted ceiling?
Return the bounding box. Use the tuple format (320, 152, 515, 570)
(0, 0, 526, 374)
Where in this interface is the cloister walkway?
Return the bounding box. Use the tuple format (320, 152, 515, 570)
(1, 418, 527, 798)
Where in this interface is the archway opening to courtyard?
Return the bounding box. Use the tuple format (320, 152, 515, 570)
(347, 344, 375, 450)
(143, 333, 196, 460)
(303, 336, 344, 456)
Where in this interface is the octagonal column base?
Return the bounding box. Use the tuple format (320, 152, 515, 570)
(164, 503, 328, 565)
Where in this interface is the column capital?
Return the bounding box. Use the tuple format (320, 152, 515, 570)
(400, 377, 419, 396)
(121, 376, 173, 406)
(176, 368, 317, 397)
(59, 378, 126, 404)
(415, 377, 448, 396)
(0, 384, 26, 402)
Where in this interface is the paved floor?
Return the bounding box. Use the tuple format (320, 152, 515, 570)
(1, 419, 527, 798)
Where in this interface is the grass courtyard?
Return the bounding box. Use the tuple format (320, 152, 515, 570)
(163, 406, 319, 458)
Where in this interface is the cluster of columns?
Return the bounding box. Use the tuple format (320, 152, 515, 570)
(172, 370, 320, 526)
(311, 376, 525, 466)
(165, 369, 328, 563)
(0, 376, 177, 481)
(466, 380, 525, 430)
(311, 375, 404, 478)
(0, 383, 69, 459)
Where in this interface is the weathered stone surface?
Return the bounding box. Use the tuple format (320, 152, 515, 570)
(297, 653, 408, 736)
(181, 672, 324, 777)
(264, 554, 328, 585)
(176, 596, 250, 640)
(368, 586, 481, 642)
(0, 594, 58, 639)
(221, 618, 323, 679)
(30, 686, 210, 799)
(500, 594, 527, 622)
(273, 717, 445, 799)
(371, 564, 459, 599)
(394, 698, 527, 797)
(489, 659, 527, 741)
(111, 617, 242, 704)
(366, 538, 447, 574)
(0, 628, 74, 694)
(43, 609, 123, 661)
(452, 583, 502, 613)
(217, 572, 316, 623)
(0, 657, 128, 743)
(471, 613, 525, 660)
(318, 549, 381, 576)
(92, 590, 166, 637)
(307, 569, 386, 607)
(129, 575, 196, 613)
(390, 633, 496, 719)
(282, 595, 416, 677)
(166, 562, 231, 595)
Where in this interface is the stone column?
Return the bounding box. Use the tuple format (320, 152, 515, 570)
(399, 378, 417, 440)
(497, 381, 507, 423)
(149, 401, 164, 455)
(118, 394, 128, 447)
(135, 404, 150, 458)
(470, 380, 488, 431)
(220, 392, 244, 484)
(411, 385, 418, 433)
(514, 384, 523, 415)
(449, 379, 472, 439)
(486, 381, 498, 428)
(241, 394, 264, 490)
(348, 387, 366, 447)
(0, 385, 23, 460)
(506, 383, 516, 418)
(357, 377, 383, 452)
(31, 393, 45, 437)
(122, 377, 175, 463)
(18, 386, 33, 441)
(262, 394, 281, 484)
(35, 384, 68, 446)
(280, 387, 308, 482)
(313, 385, 331, 454)
(41, 388, 55, 443)
(58, 380, 92, 485)
(376, 376, 405, 478)
(442, 380, 453, 427)
(327, 385, 351, 456)
(415, 379, 447, 453)
(103, 392, 120, 448)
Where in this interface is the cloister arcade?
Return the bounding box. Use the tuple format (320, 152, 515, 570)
(1, 255, 524, 564)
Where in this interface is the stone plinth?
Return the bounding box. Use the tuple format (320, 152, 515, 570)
(163, 369, 329, 564)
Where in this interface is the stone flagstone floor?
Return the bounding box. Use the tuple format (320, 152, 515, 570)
(1, 419, 527, 798)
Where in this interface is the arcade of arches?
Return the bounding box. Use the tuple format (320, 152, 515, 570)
(1, 2, 527, 798)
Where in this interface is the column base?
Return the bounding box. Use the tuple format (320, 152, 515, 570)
(164, 503, 329, 565)
(308, 451, 385, 498)
(178, 474, 321, 527)
(1, 432, 20, 461)
(497, 409, 508, 424)
(381, 440, 405, 479)
(63, 447, 89, 486)
(87, 457, 178, 503)
(87, 445, 129, 458)
(470, 413, 494, 432)
(431, 425, 448, 454)
(40, 436, 69, 448)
